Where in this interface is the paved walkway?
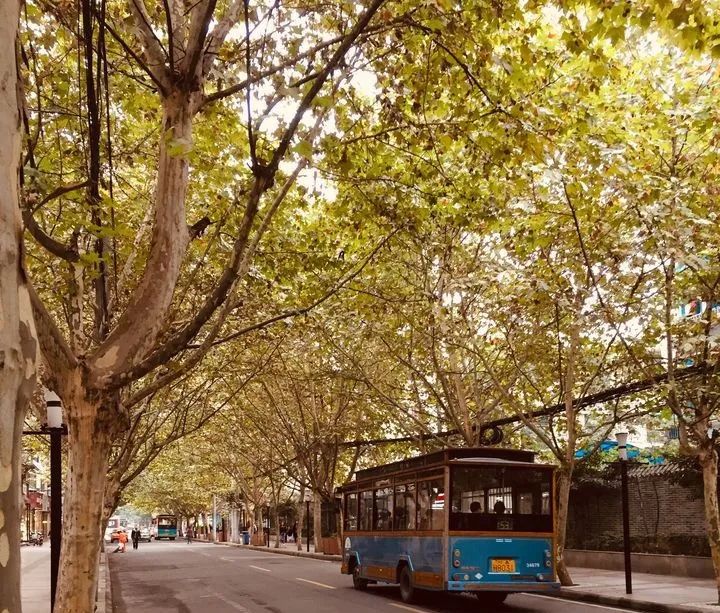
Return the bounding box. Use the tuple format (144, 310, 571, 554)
(20, 543, 108, 613)
(560, 567, 717, 612)
(20, 545, 51, 613)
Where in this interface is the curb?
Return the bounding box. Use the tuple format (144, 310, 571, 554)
(95, 551, 111, 613)
(549, 588, 715, 613)
(100, 546, 114, 613)
(215, 541, 342, 563)
(105, 550, 114, 612)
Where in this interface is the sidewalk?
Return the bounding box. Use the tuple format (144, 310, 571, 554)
(21, 545, 50, 613)
(557, 567, 717, 613)
(20, 544, 109, 613)
(214, 540, 717, 612)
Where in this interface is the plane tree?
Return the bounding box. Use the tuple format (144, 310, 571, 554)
(0, 2, 39, 609)
(15, 0, 395, 608)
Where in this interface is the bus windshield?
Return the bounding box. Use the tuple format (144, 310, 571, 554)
(450, 465, 552, 532)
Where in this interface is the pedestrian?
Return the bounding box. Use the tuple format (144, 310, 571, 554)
(114, 529, 128, 553)
(131, 526, 140, 550)
(186, 525, 193, 544)
(291, 522, 297, 543)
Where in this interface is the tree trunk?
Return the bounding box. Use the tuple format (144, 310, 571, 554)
(101, 476, 121, 533)
(273, 506, 280, 548)
(699, 449, 720, 604)
(296, 497, 305, 552)
(313, 496, 322, 552)
(54, 379, 115, 613)
(555, 467, 574, 586)
(0, 1, 39, 609)
(90, 91, 192, 382)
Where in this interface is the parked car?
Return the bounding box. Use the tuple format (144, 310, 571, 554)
(140, 527, 152, 542)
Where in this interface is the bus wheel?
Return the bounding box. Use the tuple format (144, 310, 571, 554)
(352, 565, 368, 590)
(399, 567, 416, 603)
(476, 592, 507, 605)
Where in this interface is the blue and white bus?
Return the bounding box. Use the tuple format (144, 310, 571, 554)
(152, 514, 177, 540)
(339, 447, 559, 604)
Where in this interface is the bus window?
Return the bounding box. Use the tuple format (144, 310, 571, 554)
(450, 466, 553, 532)
(393, 483, 416, 530)
(417, 478, 444, 530)
(359, 490, 373, 531)
(344, 493, 358, 531)
(374, 487, 393, 531)
(488, 487, 513, 514)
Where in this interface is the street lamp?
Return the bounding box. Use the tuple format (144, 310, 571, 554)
(304, 491, 312, 553)
(23, 389, 67, 611)
(616, 431, 632, 595)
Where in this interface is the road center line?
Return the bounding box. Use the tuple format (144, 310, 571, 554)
(249, 565, 272, 572)
(389, 603, 428, 613)
(295, 578, 336, 590)
(527, 593, 633, 612)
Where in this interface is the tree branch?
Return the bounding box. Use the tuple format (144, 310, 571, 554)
(28, 283, 78, 379)
(22, 209, 79, 262)
(204, 228, 398, 348)
(127, 0, 171, 91)
(182, 0, 217, 88)
(202, 0, 243, 77)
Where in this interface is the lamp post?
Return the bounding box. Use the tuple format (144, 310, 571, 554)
(23, 389, 67, 611)
(304, 491, 312, 553)
(45, 390, 65, 611)
(616, 431, 632, 595)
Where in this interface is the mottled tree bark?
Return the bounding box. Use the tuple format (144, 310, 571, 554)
(699, 449, 720, 604)
(54, 372, 117, 613)
(0, 1, 39, 610)
(313, 495, 322, 552)
(554, 468, 574, 586)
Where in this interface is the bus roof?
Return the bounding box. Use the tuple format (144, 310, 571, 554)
(351, 447, 536, 483)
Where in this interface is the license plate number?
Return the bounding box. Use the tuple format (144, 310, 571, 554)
(491, 559, 516, 573)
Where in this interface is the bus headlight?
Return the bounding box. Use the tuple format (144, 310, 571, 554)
(453, 559, 461, 568)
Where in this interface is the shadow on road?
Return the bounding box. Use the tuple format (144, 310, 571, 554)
(362, 584, 543, 612)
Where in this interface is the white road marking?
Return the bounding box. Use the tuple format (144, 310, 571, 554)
(249, 565, 272, 572)
(528, 593, 634, 612)
(206, 590, 250, 611)
(295, 578, 336, 590)
(389, 604, 428, 613)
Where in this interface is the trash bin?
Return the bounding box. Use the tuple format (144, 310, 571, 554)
(242, 531, 250, 545)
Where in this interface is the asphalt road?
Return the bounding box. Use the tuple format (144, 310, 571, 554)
(109, 541, 634, 613)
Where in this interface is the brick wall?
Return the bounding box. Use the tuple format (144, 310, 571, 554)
(566, 465, 709, 556)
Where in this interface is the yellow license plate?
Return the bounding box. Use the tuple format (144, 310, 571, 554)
(491, 559, 516, 573)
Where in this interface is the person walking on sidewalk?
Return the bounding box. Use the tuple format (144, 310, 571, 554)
(131, 527, 140, 550)
(186, 525, 193, 544)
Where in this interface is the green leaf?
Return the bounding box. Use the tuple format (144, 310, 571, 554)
(293, 140, 313, 160)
